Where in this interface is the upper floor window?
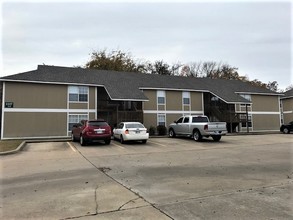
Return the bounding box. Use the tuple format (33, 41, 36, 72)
(157, 90, 166, 105)
(240, 94, 251, 101)
(183, 91, 190, 105)
(69, 86, 88, 102)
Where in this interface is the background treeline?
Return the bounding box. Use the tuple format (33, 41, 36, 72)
(83, 49, 292, 92)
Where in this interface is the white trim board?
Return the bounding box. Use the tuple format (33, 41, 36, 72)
(283, 111, 293, 114)
(3, 108, 96, 113)
(144, 110, 204, 114)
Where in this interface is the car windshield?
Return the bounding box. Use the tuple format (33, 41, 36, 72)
(192, 117, 208, 123)
(125, 123, 145, 129)
(88, 121, 108, 127)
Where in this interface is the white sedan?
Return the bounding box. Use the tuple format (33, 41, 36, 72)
(113, 122, 149, 144)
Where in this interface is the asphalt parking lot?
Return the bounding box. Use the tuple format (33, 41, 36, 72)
(1, 134, 293, 220)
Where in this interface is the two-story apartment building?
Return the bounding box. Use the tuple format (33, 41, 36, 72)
(0, 65, 282, 139)
(281, 88, 293, 123)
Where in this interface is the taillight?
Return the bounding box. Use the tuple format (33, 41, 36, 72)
(125, 129, 129, 134)
(105, 127, 111, 134)
(204, 125, 208, 130)
(85, 127, 93, 135)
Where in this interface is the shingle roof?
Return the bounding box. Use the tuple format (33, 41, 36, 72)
(283, 88, 293, 99)
(1, 65, 280, 103)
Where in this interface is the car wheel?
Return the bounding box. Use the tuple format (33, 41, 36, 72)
(283, 128, 290, 134)
(193, 130, 202, 142)
(104, 139, 111, 145)
(120, 135, 125, 144)
(169, 129, 176, 138)
(80, 135, 86, 146)
(142, 140, 147, 144)
(212, 135, 221, 142)
(71, 133, 76, 142)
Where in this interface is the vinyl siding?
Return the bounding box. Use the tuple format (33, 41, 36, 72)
(5, 82, 67, 109)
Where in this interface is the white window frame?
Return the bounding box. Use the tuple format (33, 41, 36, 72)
(157, 113, 166, 126)
(182, 91, 191, 106)
(240, 103, 252, 112)
(68, 86, 89, 103)
(240, 94, 252, 101)
(68, 114, 88, 131)
(157, 90, 166, 105)
(239, 113, 252, 128)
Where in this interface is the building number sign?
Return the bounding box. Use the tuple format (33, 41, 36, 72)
(5, 102, 14, 108)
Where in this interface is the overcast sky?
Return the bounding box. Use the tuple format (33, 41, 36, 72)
(1, 0, 292, 89)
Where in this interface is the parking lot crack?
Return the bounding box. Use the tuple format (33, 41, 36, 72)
(117, 197, 140, 211)
(75, 147, 173, 219)
(95, 185, 99, 214)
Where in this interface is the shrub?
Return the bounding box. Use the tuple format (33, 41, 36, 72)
(157, 125, 167, 136)
(149, 126, 156, 136)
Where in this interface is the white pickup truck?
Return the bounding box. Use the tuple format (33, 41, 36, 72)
(168, 115, 227, 142)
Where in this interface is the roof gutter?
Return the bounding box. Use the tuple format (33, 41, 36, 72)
(235, 91, 283, 96)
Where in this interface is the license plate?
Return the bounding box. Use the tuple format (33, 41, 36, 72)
(94, 129, 104, 134)
(136, 130, 140, 134)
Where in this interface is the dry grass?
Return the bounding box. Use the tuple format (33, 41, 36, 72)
(0, 140, 23, 152)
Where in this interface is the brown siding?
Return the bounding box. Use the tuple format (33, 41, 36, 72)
(282, 98, 293, 123)
(143, 90, 157, 110)
(89, 112, 96, 120)
(158, 105, 165, 111)
(166, 91, 181, 110)
(167, 114, 181, 126)
(3, 112, 67, 138)
(5, 82, 67, 108)
(251, 95, 280, 112)
(183, 106, 190, 111)
(69, 103, 88, 109)
(282, 98, 293, 112)
(283, 114, 293, 123)
(252, 114, 280, 131)
(191, 92, 203, 111)
(143, 113, 157, 129)
(89, 87, 96, 109)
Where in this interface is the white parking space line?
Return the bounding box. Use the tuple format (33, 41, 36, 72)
(67, 142, 77, 152)
(111, 142, 126, 149)
(148, 140, 167, 147)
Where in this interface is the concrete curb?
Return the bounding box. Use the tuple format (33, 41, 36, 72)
(0, 141, 27, 156)
(0, 138, 71, 155)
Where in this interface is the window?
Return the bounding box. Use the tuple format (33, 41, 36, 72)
(183, 92, 190, 105)
(118, 123, 124, 129)
(68, 114, 88, 131)
(126, 123, 145, 129)
(158, 114, 166, 126)
(240, 114, 252, 128)
(157, 91, 166, 105)
(183, 117, 189, 123)
(240, 94, 251, 101)
(192, 116, 208, 123)
(88, 121, 108, 127)
(69, 86, 89, 102)
(176, 117, 184, 123)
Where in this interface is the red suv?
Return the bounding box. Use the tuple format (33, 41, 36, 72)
(71, 119, 112, 146)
